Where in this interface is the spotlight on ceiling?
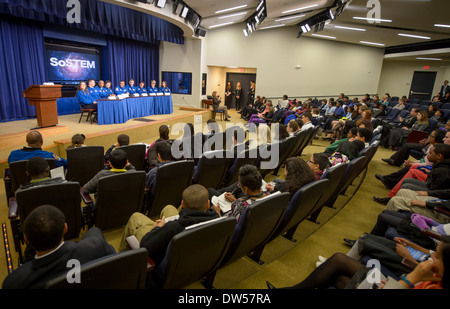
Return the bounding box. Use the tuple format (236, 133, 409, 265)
(156, 0, 166, 8)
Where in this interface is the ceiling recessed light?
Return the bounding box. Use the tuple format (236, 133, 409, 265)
(398, 33, 431, 40)
(209, 22, 234, 29)
(360, 41, 385, 46)
(334, 25, 366, 31)
(218, 12, 248, 19)
(260, 24, 285, 30)
(434, 24, 450, 28)
(311, 34, 336, 39)
(215, 5, 248, 14)
(353, 17, 392, 22)
(416, 57, 442, 61)
(282, 4, 319, 14)
(275, 14, 305, 22)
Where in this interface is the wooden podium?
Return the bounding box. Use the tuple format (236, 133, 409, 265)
(23, 85, 62, 128)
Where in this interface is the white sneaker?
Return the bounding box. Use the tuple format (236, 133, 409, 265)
(318, 255, 327, 263)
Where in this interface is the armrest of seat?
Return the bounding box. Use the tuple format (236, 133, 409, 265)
(3, 168, 13, 204)
(422, 228, 443, 241)
(80, 187, 94, 205)
(8, 197, 18, 220)
(435, 206, 450, 217)
(126, 236, 155, 272)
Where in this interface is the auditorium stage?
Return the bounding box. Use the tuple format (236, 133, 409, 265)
(0, 105, 216, 175)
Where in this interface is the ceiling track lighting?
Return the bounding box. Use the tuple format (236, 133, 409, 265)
(296, 0, 352, 38)
(242, 0, 267, 36)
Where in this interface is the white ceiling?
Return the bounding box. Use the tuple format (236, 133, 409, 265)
(182, 0, 450, 61)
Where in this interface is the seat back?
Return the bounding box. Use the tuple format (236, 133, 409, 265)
(425, 119, 437, 133)
(274, 179, 329, 237)
(314, 163, 349, 214)
(272, 134, 300, 173)
(385, 108, 401, 120)
(147, 161, 195, 217)
(294, 128, 313, 156)
(336, 156, 368, 195)
(223, 149, 259, 187)
(45, 248, 148, 289)
(15, 182, 82, 240)
(66, 146, 105, 186)
(95, 171, 146, 230)
(221, 192, 291, 267)
(256, 142, 280, 176)
(9, 159, 56, 193)
(154, 217, 237, 289)
(118, 144, 147, 171)
(193, 150, 231, 189)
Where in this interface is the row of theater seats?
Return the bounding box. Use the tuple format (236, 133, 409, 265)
(3, 125, 379, 288)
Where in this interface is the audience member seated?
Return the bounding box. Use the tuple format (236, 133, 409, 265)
(306, 153, 331, 180)
(104, 134, 130, 161)
(376, 130, 450, 189)
(266, 236, 450, 290)
(286, 120, 300, 137)
(147, 125, 173, 169)
(2, 205, 115, 289)
(212, 165, 269, 222)
(355, 128, 373, 148)
(324, 127, 359, 155)
(205, 119, 220, 140)
(265, 157, 316, 196)
(8, 131, 67, 169)
(83, 149, 135, 196)
(299, 112, 315, 132)
(17, 157, 65, 191)
(382, 129, 445, 167)
(379, 107, 420, 148)
(118, 185, 220, 267)
(373, 143, 450, 206)
(66, 133, 87, 150)
(145, 141, 173, 195)
(328, 140, 365, 167)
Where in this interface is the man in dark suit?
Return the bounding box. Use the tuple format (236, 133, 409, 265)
(2, 205, 115, 289)
(440, 80, 450, 97)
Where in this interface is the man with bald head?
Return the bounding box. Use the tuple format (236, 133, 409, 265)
(8, 131, 67, 168)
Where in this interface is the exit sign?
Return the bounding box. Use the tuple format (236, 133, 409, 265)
(424, 66, 430, 70)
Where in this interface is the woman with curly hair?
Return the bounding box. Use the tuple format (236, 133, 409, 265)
(265, 157, 316, 198)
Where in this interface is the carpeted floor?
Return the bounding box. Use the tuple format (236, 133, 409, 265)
(0, 109, 402, 289)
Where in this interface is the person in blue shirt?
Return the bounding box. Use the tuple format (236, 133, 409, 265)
(95, 80, 108, 98)
(136, 81, 148, 95)
(159, 81, 171, 94)
(115, 81, 129, 95)
(127, 79, 138, 95)
(104, 80, 115, 97)
(76, 81, 97, 109)
(8, 131, 68, 169)
(87, 79, 101, 100)
(333, 101, 347, 118)
(147, 80, 159, 94)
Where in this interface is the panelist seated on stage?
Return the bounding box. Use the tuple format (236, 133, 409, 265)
(136, 81, 148, 95)
(95, 80, 109, 98)
(127, 79, 138, 95)
(103, 80, 115, 98)
(8, 131, 67, 169)
(76, 81, 97, 110)
(87, 79, 101, 100)
(147, 80, 159, 94)
(159, 80, 171, 95)
(115, 80, 130, 96)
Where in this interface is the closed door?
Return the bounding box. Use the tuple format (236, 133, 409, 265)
(409, 71, 437, 101)
(226, 73, 257, 109)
